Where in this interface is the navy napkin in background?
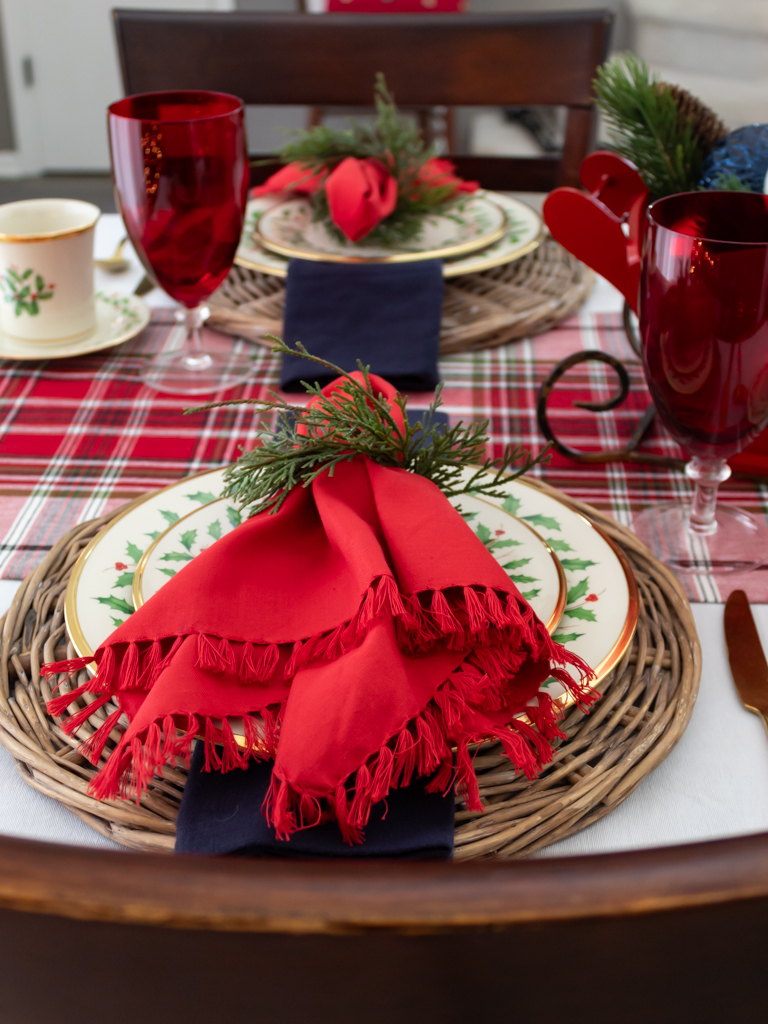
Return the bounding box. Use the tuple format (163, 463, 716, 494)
(175, 742, 455, 859)
(279, 258, 444, 393)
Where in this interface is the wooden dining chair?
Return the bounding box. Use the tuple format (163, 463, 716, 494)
(0, 830, 767, 1022)
(111, 9, 613, 191)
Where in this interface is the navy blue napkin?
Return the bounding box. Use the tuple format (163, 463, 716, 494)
(279, 258, 444, 393)
(175, 742, 454, 859)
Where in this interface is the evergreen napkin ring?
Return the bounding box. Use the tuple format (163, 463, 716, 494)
(44, 348, 595, 844)
(252, 74, 478, 245)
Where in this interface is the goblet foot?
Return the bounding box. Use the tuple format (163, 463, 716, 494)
(141, 305, 255, 395)
(632, 502, 768, 574)
(142, 347, 255, 395)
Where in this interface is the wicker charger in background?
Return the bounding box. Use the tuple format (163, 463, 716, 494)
(0, 482, 700, 858)
(208, 237, 594, 355)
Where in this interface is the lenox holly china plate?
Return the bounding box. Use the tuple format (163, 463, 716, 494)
(66, 467, 637, 713)
(235, 191, 542, 277)
(65, 468, 228, 660)
(256, 192, 507, 263)
(133, 493, 567, 634)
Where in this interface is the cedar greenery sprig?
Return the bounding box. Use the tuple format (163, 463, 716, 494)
(187, 339, 550, 517)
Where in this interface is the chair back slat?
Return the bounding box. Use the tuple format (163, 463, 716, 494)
(113, 10, 613, 189)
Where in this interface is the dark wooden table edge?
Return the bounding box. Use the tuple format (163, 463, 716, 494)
(1, 830, 767, 934)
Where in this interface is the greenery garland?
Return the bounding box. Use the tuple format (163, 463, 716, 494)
(189, 340, 549, 517)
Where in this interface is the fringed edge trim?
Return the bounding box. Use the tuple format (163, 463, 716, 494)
(42, 575, 579, 700)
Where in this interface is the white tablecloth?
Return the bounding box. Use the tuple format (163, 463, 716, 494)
(0, 214, 765, 856)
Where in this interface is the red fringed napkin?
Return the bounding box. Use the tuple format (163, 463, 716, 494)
(45, 381, 594, 844)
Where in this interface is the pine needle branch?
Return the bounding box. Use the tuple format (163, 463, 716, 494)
(594, 54, 704, 201)
(188, 339, 550, 516)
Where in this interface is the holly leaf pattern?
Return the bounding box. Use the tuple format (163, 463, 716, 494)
(560, 558, 598, 572)
(188, 491, 218, 505)
(113, 572, 134, 589)
(509, 573, 538, 585)
(111, 616, 126, 628)
(567, 578, 589, 605)
(502, 557, 531, 570)
(159, 568, 177, 578)
(145, 530, 161, 542)
(125, 541, 143, 563)
(564, 606, 597, 622)
(493, 537, 521, 548)
(226, 506, 242, 529)
(160, 510, 180, 525)
(522, 588, 540, 600)
(95, 594, 134, 615)
(180, 529, 197, 552)
(548, 538, 573, 552)
(553, 631, 584, 644)
(523, 514, 561, 531)
(160, 550, 193, 562)
(208, 520, 222, 541)
(502, 494, 521, 516)
(474, 523, 492, 544)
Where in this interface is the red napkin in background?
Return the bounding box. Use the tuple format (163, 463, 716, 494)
(45, 377, 594, 844)
(251, 162, 325, 197)
(413, 158, 479, 198)
(324, 157, 398, 241)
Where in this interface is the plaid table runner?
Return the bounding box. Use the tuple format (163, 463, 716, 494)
(1, 308, 766, 602)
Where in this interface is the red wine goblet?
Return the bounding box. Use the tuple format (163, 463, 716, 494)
(108, 90, 251, 394)
(635, 190, 768, 573)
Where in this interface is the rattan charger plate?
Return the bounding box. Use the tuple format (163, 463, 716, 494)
(0, 481, 700, 859)
(208, 237, 594, 356)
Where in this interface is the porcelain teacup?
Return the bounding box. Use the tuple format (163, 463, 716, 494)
(0, 198, 100, 341)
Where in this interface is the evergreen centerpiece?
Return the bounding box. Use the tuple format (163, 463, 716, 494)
(253, 75, 478, 247)
(594, 54, 733, 200)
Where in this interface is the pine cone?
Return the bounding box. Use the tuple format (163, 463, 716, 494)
(658, 82, 727, 155)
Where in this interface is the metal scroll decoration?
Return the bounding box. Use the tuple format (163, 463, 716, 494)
(536, 305, 685, 473)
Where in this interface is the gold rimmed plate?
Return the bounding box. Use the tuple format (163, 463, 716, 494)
(66, 465, 637, 719)
(256, 192, 508, 265)
(236, 191, 542, 278)
(133, 492, 567, 635)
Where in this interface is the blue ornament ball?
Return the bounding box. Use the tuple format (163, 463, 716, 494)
(699, 124, 768, 192)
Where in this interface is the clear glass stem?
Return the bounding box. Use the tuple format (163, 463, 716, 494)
(175, 304, 212, 371)
(685, 456, 732, 536)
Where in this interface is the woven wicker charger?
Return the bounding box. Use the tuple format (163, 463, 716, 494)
(208, 237, 594, 355)
(0, 480, 700, 858)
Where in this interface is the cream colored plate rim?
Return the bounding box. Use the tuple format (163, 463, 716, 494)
(256, 195, 509, 265)
(132, 492, 567, 634)
(236, 192, 542, 278)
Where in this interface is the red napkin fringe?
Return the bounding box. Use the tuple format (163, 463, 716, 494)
(44, 575, 594, 834)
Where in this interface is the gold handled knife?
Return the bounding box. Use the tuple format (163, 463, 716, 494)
(724, 589, 768, 735)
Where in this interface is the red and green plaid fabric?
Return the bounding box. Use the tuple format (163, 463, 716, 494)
(1, 308, 765, 601)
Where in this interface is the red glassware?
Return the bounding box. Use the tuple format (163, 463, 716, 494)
(635, 191, 768, 573)
(108, 91, 252, 394)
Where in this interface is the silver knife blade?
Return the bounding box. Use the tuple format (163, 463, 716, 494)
(724, 589, 768, 729)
